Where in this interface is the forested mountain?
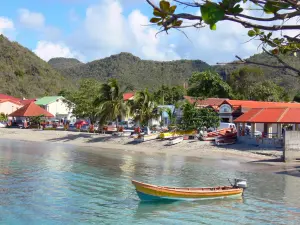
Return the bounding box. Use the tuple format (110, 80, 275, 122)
(1, 33, 299, 99)
(213, 53, 300, 97)
(49, 52, 211, 89)
(48, 58, 84, 70)
(0, 35, 73, 98)
(50, 51, 300, 95)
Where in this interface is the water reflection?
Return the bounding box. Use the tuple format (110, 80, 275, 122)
(1, 139, 300, 225)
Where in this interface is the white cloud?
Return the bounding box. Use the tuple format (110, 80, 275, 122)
(0, 17, 16, 40)
(18, 9, 45, 29)
(33, 41, 84, 62)
(0, 17, 14, 34)
(67, 0, 180, 61)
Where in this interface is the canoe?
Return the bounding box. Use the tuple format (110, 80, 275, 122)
(200, 129, 237, 141)
(134, 133, 158, 142)
(159, 130, 196, 139)
(215, 138, 236, 146)
(168, 136, 183, 145)
(132, 179, 247, 201)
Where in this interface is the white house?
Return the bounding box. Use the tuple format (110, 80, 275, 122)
(0, 99, 23, 115)
(35, 96, 74, 121)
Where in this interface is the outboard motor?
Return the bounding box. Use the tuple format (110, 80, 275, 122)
(234, 178, 247, 189)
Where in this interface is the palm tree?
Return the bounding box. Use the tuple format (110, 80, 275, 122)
(94, 79, 130, 126)
(131, 89, 159, 127)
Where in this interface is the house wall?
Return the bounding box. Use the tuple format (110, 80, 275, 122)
(284, 131, 300, 162)
(46, 98, 73, 119)
(0, 102, 22, 115)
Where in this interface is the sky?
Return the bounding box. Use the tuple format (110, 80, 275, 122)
(0, 0, 261, 64)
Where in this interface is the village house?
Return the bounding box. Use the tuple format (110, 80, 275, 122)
(35, 96, 74, 121)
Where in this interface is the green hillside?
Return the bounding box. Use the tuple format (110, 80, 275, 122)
(48, 58, 84, 70)
(213, 53, 300, 96)
(50, 52, 211, 89)
(0, 35, 73, 98)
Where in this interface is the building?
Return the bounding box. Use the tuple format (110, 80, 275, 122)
(35, 96, 74, 120)
(0, 99, 23, 115)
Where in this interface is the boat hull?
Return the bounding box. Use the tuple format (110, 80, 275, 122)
(132, 180, 243, 202)
(168, 136, 183, 145)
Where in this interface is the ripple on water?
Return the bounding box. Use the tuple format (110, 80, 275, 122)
(1, 139, 300, 225)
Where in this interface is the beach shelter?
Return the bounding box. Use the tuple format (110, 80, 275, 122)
(9, 102, 54, 117)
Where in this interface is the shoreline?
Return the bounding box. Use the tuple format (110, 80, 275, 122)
(0, 128, 283, 161)
(2, 128, 300, 174)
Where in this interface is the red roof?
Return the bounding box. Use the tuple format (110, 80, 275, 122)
(0, 99, 23, 105)
(0, 94, 20, 102)
(20, 99, 36, 105)
(234, 108, 300, 124)
(184, 96, 228, 107)
(9, 102, 54, 117)
(223, 100, 300, 111)
(123, 92, 135, 101)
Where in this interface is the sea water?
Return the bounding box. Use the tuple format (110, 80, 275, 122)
(0, 139, 300, 225)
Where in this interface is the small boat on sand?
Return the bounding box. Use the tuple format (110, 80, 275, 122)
(168, 136, 183, 145)
(132, 179, 247, 201)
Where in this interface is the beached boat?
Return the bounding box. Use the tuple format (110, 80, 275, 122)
(134, 133, 158, 142)
(215, 137, 236, 146)
(200, 129, 236, 141)
(168, 136, 183, 145)
(132, 179, 247, 201)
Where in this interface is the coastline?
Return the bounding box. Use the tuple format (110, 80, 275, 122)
(0, 128, 281, 161)
(2, 128, 300, 174)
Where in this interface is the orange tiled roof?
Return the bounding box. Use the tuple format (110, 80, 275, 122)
(123, 92, 135, 101)
(0, 94, 20, 102)
(184, 96, 228, 107)
(0, 99, 23, 105)
(9, 102, 54, 117)
(223, 99, 300, 109)
(234, 108, 300, 124)
(20, 99, 36, 105)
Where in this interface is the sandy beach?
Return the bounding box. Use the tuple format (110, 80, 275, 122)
(0, 128, 285, 162)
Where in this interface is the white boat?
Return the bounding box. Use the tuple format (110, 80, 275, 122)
(168, 136, 183, 145)
(134, 133, 158, 142)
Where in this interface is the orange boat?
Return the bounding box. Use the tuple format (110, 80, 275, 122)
(132, 179, 247, 202)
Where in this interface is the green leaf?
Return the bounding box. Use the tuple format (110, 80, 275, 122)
(248, 30, 256, 37)
(200, 3, 225, 25)
(153, 9, 164, 17)
(254, 27, 260, 34)
(150, 17, 162, 23)
(267, 32, 272, 39)
(174, 20, 183, 27)
(160, 0, 170, 11)
(169, 5, 177, 14)
(210, 24, 217, 30)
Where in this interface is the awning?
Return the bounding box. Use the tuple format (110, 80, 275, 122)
(234, 108, 300, 124)
(9, 102, 54, 117)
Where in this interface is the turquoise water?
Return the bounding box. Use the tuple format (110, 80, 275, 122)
(1, 140, 300, 225)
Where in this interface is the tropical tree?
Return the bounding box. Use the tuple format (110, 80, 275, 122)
(250, 80, 291, 101)
(187, 71, 234, 98)
(180, 102, 220, 130)
(153, 85, 185, 105)
(227, 67, 264, 99)
(130, 89, 160, 126)
(94, 78, 131, 126)
(145, 0, 300, 75)
(64, 79, 101, 123)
